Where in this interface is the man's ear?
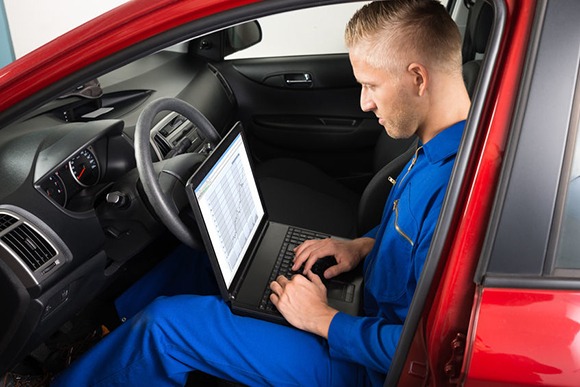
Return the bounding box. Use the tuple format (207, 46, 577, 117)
(407, 63, 428, 97)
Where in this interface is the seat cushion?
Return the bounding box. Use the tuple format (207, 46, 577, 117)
(256, 158, 359, 238)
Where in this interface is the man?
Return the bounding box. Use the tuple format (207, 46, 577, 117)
(53, 1, 470, 385)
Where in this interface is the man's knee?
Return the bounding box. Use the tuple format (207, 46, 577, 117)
(131, 296, 174, 330)
(133, 295, 219, 330)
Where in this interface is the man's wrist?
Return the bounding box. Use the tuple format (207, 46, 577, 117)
(354, 237, 375, 258)
(310, 307, 339, 339)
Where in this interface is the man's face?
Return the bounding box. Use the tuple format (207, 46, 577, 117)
(349, 50, 421, 140)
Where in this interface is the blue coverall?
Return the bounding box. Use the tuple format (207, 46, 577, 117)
(53, 121, 465, 386)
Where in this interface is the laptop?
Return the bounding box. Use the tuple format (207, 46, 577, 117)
(185, 122, 363, 324)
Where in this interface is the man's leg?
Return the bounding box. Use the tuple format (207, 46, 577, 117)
(114, 245, 219, 322)
(53, 295, 364, 386)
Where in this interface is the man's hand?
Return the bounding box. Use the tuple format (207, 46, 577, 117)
(292, 237, 375, 279)
(269, 272, 337, 338)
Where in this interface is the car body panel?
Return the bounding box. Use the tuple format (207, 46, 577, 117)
(465, 288, 580, 386)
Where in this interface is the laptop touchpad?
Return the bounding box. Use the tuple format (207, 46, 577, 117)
(326, 280, 355, 302)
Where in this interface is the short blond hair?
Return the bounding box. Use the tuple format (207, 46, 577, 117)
(345, 0, 462, 75)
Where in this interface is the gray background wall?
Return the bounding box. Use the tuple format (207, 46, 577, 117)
(0, 0, 126, 66)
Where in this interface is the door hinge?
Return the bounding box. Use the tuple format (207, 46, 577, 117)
(444, 333, 466, 383)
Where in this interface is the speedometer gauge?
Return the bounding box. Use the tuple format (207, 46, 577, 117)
(69, 147, 100, 187)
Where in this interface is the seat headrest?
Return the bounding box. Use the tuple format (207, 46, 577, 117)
(462, 0, 494, 62)
(469, 0, 494, 53)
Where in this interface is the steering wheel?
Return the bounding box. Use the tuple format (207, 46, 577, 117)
(134, 97, 221, 249)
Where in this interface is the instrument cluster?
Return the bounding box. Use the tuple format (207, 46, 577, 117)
(37, 145, 101, 209)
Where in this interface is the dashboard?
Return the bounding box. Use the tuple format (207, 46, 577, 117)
(0, 49, 238, 373)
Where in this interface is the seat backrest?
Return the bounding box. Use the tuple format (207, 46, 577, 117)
(372, 131, 417, 174)
(357, 140, 418, 236)
(462, 0, 493, 64)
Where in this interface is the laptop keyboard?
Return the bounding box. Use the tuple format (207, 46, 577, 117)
(259, 227, 329, 312)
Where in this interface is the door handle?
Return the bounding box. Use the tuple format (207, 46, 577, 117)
(284, 73, 313, 88)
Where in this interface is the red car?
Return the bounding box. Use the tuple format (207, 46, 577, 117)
(0, 0, 578, 385)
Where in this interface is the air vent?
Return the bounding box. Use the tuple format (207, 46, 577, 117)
(1, 223, 57, 271)
(0, 213, 18, 231)
(153, 133, 172, 158)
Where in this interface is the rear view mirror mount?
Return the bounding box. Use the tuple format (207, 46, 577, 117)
(189, 21, 262, 61)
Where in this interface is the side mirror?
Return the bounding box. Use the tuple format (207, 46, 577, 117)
(189, 21, 262, 61)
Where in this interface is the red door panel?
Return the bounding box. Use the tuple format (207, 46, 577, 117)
(465, 288, 580, 386)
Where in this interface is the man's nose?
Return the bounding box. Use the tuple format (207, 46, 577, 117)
(360, 89, 376, 112)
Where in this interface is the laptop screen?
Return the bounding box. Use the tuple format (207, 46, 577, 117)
(193, 131, 264, 288)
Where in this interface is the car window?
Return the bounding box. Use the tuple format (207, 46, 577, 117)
(554, 122, 580, 273)
(227, 1, 451, 60)
(227, 2, 369, 59)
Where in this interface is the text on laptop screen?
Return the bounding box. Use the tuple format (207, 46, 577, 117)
(194, 133, 264, 288)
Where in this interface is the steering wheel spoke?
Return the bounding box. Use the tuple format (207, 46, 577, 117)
(135, 97, 221, 248)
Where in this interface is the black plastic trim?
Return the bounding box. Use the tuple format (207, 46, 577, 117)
(473, 0, 548, 284)
(0, 205, 73, 293)
(232, 54, 358, 89)
(483, 274, 580, 291)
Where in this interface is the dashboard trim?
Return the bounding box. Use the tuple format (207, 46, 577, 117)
(0, 206, 72, 289)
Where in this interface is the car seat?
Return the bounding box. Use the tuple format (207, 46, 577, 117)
(256, 134, 415, 238)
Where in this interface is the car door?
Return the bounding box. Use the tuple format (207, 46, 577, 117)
(219, 54, 378, 184)
(462, 0, 580, 384)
